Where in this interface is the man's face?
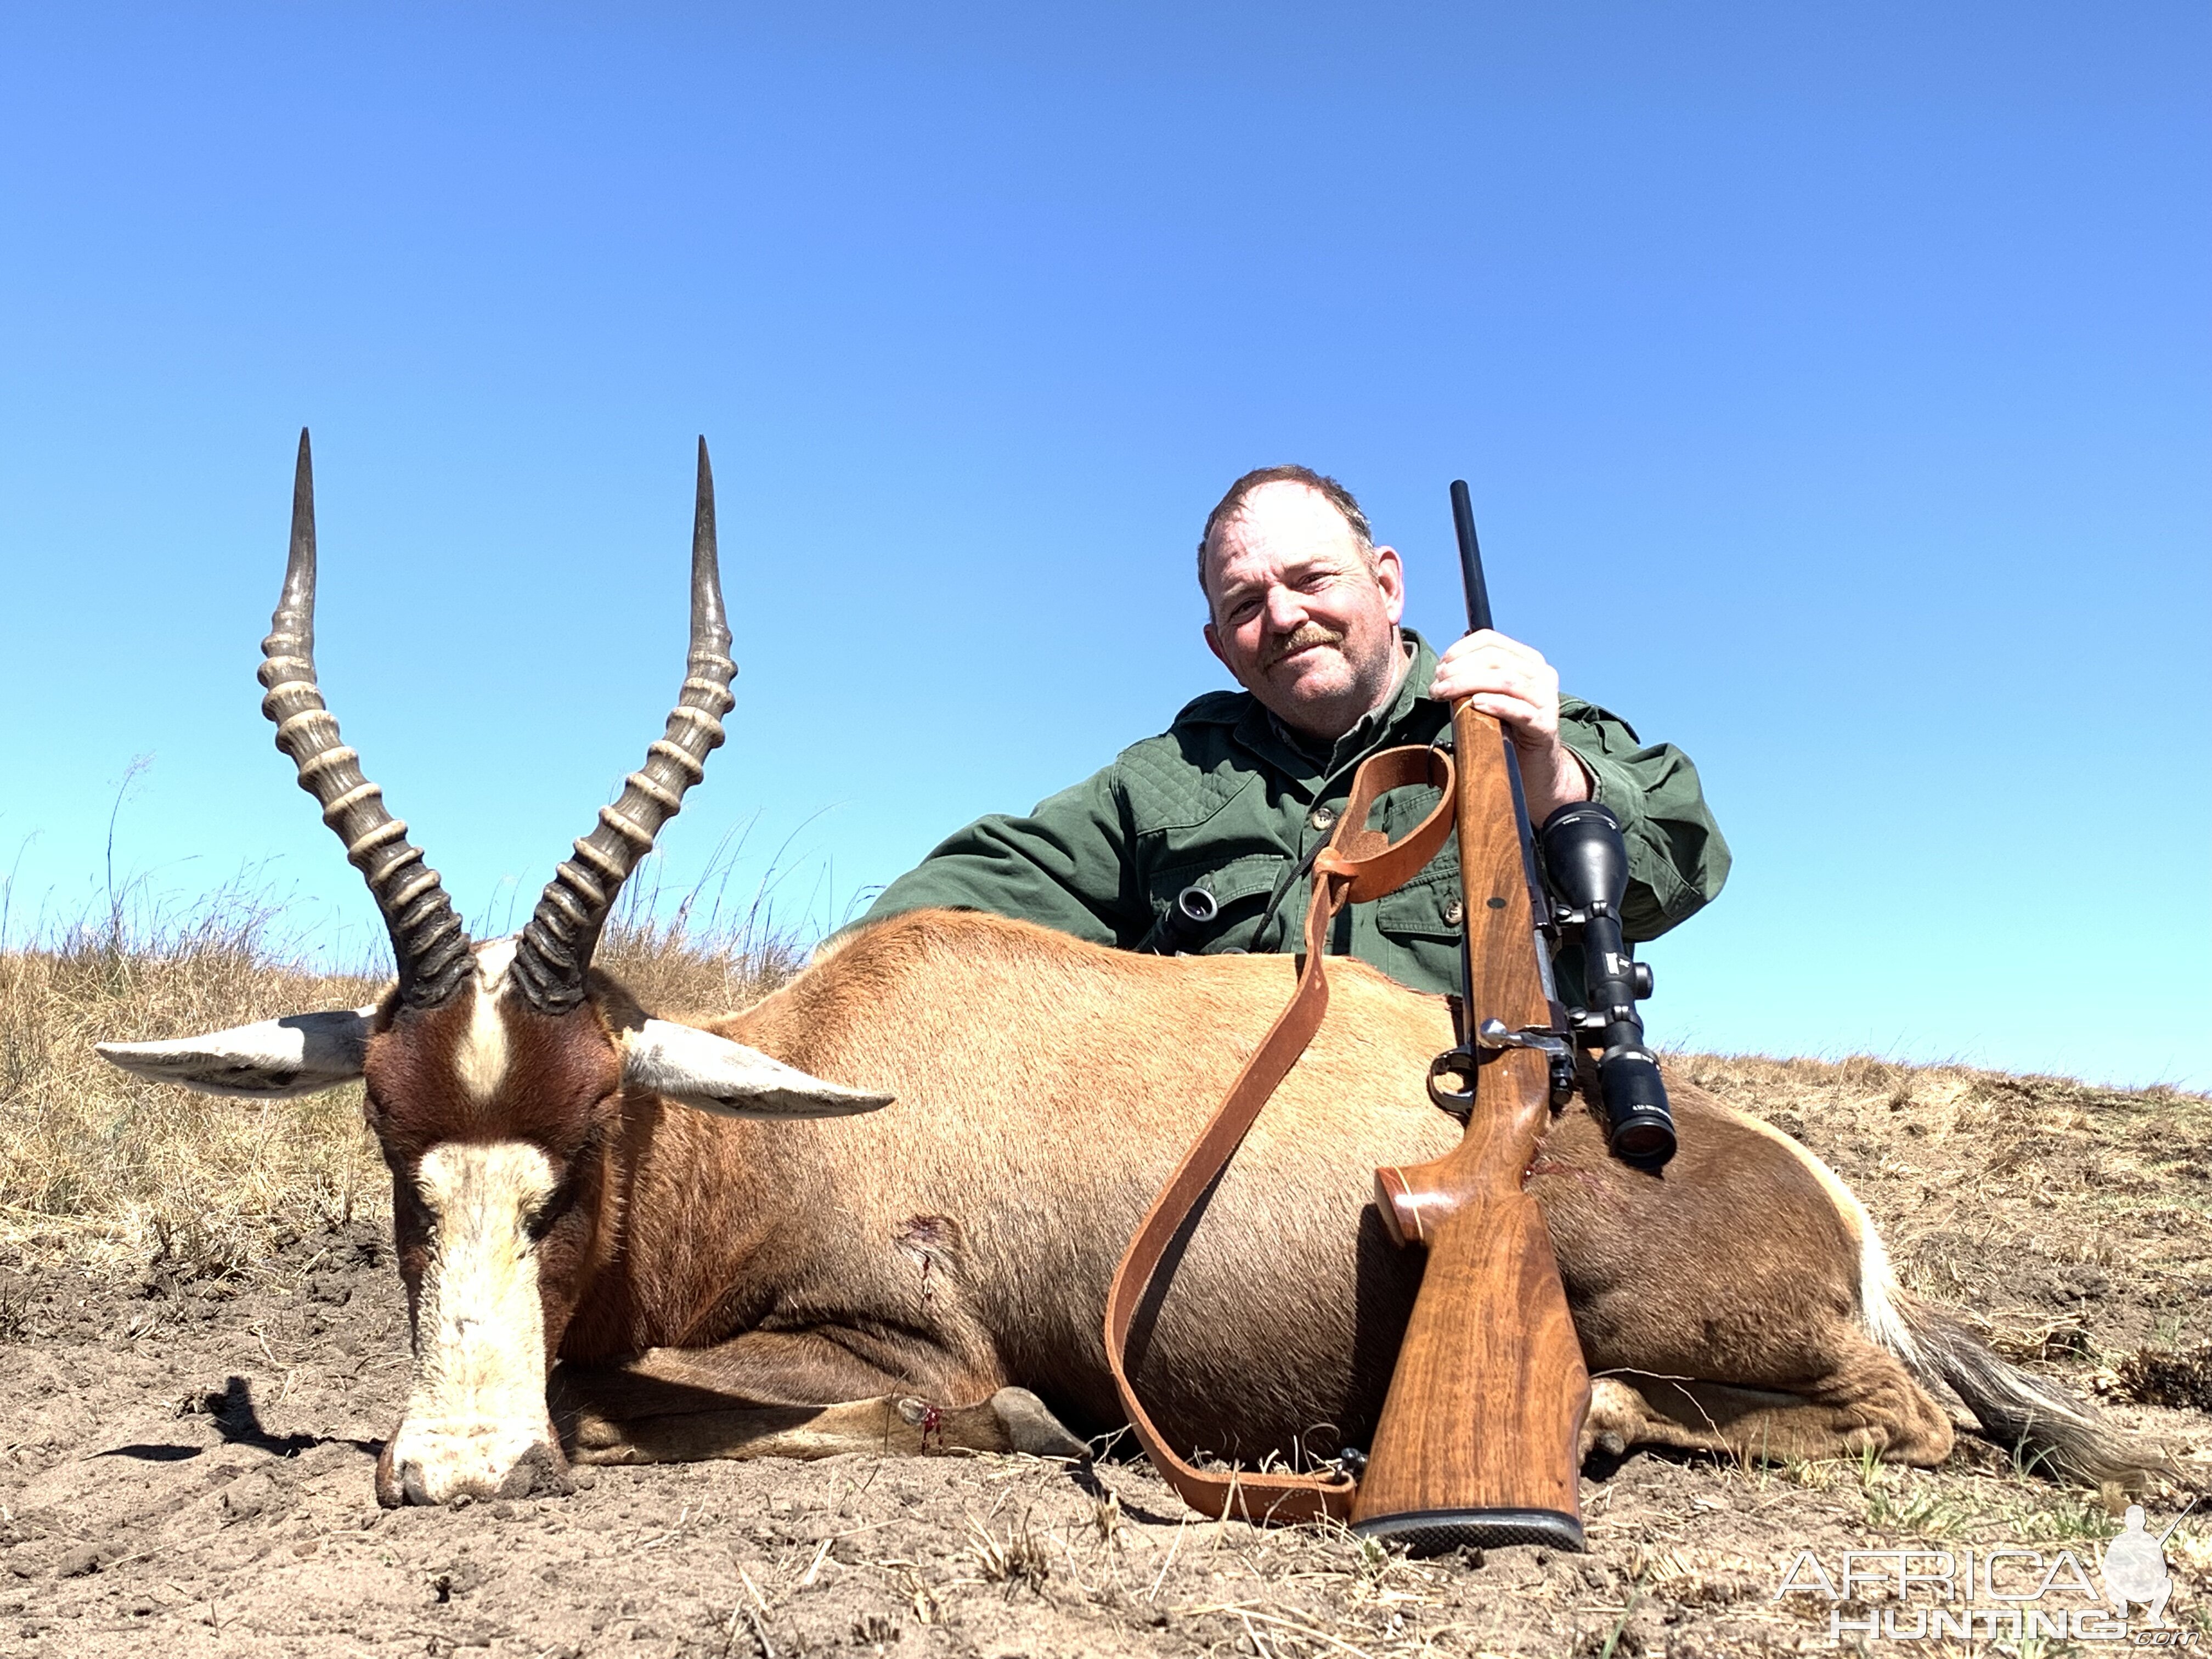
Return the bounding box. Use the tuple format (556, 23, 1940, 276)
(1202, 482, 1406, 741)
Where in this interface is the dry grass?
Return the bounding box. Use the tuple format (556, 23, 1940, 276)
(592, 909, 802, 1020)
(0, 895, 798, 1277)
(0, 919, 383, 1277)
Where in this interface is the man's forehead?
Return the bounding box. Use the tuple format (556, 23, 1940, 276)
(1210, 483, 1363, 576)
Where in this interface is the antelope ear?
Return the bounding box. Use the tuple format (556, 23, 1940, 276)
(620, 1018, 894, 1119)
(96, 1008, 377, 1099)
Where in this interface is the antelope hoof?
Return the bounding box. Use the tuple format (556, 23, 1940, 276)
(991, 1387, 1089, 1459)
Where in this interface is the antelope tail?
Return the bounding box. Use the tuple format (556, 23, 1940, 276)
(1889, 1294, 2166, 1489)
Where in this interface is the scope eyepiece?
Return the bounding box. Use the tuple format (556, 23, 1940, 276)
(1143, 884, 1219, 955)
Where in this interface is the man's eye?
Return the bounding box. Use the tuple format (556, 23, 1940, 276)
(1227, 600, 1260, 624)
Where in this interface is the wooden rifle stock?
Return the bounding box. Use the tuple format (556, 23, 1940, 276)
(1347, 704, 1592, 1553)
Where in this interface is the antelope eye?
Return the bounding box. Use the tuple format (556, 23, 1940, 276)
(523, 1139, 592, 1240)
(522, 1194, 562, 1242)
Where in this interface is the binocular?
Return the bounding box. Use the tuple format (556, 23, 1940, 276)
(1143, 884, 1220, 956)
(1538, 801, 1675, 1169)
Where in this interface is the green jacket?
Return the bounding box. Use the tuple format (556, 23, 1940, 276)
(860, 631, 1729, 997)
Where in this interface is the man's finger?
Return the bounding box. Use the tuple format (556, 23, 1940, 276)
(1464, 692, 1553, 736)
(1445, 628, 1546, 670)
(1440, 656, 1549, 697)
(1431, 665, 1541, 703)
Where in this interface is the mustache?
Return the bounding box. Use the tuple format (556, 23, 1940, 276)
(1259, 622, 1348, 672)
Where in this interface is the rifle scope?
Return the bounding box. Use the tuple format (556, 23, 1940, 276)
(1538, 801, 1675, 1168)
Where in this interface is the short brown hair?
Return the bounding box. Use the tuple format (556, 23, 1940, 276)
(1196, 465, 1375, 605)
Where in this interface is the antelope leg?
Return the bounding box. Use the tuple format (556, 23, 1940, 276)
(549, 1335, 1084, 1464)
(1583, 1361, 1955, 1469)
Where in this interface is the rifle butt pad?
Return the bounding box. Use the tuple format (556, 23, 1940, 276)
(1352, 1506, 1585, 1556)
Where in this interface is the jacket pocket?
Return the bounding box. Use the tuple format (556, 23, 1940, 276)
(1373, 858, 1464, 943)
(1367, 859, 1467, 995)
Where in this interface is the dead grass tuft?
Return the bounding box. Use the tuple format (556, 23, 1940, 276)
(595, 913, 802, 1021)
(964, 1505, 1054, 1594)
(589, 837, 811, 1018)
(2116, 1344, 2212, 1414)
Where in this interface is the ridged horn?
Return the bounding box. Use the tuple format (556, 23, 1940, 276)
(510, 438, 736, 1015)
(258, 430, 473, 1009)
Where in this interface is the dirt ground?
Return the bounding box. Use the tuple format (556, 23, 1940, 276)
(3, 1056, 2209, 1659)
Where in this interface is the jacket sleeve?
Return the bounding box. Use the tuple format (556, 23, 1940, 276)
(1556, 698, 1731, 942)
(855, 764, 1147, 946)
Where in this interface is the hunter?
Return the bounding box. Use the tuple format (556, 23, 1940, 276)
(859, 466, 1729, 994)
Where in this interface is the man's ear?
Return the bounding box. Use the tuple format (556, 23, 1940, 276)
(97, 1008, 377, 1099)
(1203, 619, 1228, 670)
(1371, 544, 1406, 625)
(620, 1019, 894, 1119)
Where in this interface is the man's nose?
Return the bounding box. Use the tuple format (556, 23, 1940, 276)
(1261, 585, 1307, 633)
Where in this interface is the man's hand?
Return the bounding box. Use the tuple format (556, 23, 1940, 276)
(1430, 629, 1591, 824)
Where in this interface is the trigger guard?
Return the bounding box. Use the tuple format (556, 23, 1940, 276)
(1425, 1048, 1475, 1121)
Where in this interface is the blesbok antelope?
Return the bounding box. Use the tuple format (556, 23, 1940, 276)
(101, 435, 2144, 1509)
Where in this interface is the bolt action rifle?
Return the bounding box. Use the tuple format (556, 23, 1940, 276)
(1106, 480, 1674, 1553)
(1351, 482, 1674, 1553)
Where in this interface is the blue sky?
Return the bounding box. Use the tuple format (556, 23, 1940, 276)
(2, 4, 2205, 1087)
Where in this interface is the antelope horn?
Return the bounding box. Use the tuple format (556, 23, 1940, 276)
(510, 438, 736, 1015)
(258, 430, 473, 1008)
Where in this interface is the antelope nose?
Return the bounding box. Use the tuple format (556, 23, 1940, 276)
(377, 1418, 574, 1506)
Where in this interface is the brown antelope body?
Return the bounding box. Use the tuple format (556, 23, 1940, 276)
(100, 437, 2142, 1507)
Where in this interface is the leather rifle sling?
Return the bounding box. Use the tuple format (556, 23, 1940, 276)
(1104, 744, 1458, 1523)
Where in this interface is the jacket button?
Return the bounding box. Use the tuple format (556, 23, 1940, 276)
(1443, 899, 1464, 927)
(1308, 805, 1337, 831)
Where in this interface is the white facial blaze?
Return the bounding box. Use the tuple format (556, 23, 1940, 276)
(386, 1140, 558, 1504)
(453, 938, 517, 1103)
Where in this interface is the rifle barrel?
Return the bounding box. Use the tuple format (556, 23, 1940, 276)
(1449, 479, 1493, 635)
